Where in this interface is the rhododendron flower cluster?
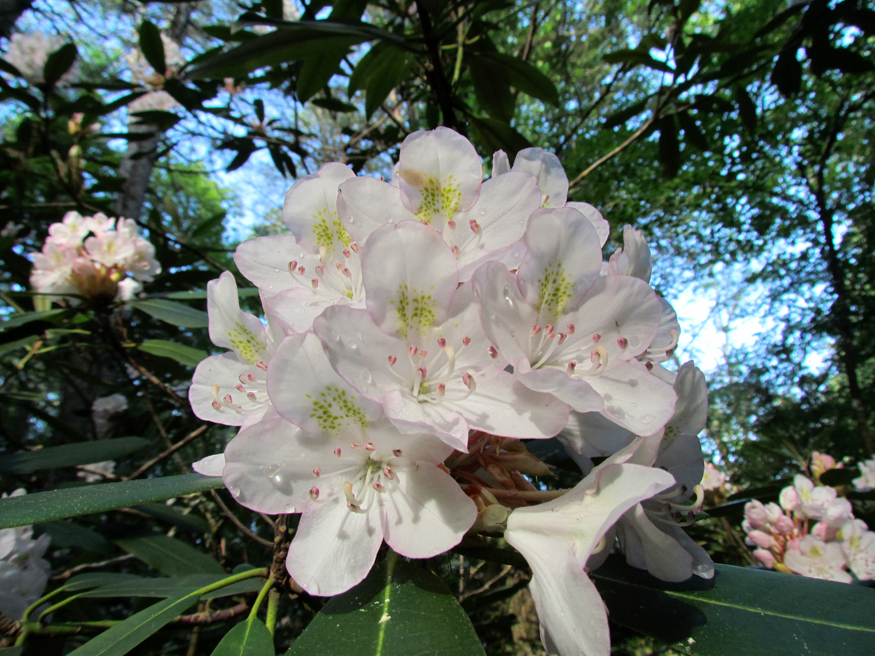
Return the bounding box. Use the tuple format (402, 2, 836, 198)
(30, 211, 160, 305)
(743, 454, 875, 583)
(191, 128, 713, 656)
(0, 490, 51, 621)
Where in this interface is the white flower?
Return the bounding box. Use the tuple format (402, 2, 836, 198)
(505, 455, 675, 656)
(473, 209, 676, 435)
(784, 535, 851, 583)
(91, 393, 128, 438)
(0, 490, 51, 621)
(840, 519, 875, 581)
(189, 272, 289, 428)
(853, 458, 875, 492)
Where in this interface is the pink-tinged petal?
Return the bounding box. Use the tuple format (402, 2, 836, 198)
(336, 176, 415, 243)
(362, 221, 459, 341)
(382, 388, 470, 451)
(608, 225, 652, 281)
(472, 261, 538, 366)
(265, 286, 359, 335)
(396, 128, 482, 222)
(666, 362, 708, 439)
(559, 275, 664, 361)
(511, 148, 568, 208)
(659, 434, 705, 493)
(453, 172, 541, 279)
(619, 505, 696, 582)
(190, 353, 269, 426)
(267, 331, 382, 434)
(364, 416, 455, 464)
(207, 272, 269, 363)
(287, 495, 383, 596)
(222, 418, 327, 514)
(234, 234, 319, 293)
(283, 162, 355, 254)
(381, 462, 476, 558)
(492, 150, 510, 176)
(560, 410, 635, 462)
(515, 366, 605, 414)
(517, 208, 603, 319)
(314, 306, 413, 401)
(192, 453, 225, 477)
(459, 368, 571, 439)
(566, 202, 609, 247)
(586, 359, 677, 436)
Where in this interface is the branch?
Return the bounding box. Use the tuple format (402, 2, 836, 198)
(125, 424, 209, 481)
(210, 489, 274, 548)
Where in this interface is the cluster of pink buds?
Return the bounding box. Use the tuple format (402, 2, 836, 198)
(743, 453, 875, 583)
(30, 211, 160, 306)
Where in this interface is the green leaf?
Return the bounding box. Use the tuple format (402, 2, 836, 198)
(0, 437, 150, 475)
(677, 110, 709, 152)
(134, 501, 211, 534)
(115, 534, 225, 576)
(348, 42, 409, 119)
(139, 21, 166, 76)
(38, 520, 114, 554)
(129, 299, 209, 327)
(211, 617, 275, 656)
(66, 593, 200, 656)
(819, 467, 859, 486)
(603, 48, 675, 73)
(476, 53, 559, 107)
(734, 86, 757, 133)
(593, 557, 875, 655)
(286, 552, 485, 656)
(603, 98, 650, 130)
(298, 52, 346, 103)
(0, 474, 225, 530)
(468, 56, 515, 123)
(138, 340, 207, 367)
(0, 309, 68, 332)
(82, 574, 263, 600)
(163, 288, 259, 300)
(66, 573, 143, 592)
(43, 43, 78, 87)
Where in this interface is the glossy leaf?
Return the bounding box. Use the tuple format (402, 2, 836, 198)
(771, 49, 802, 97)
(603, 97, 649, 129)
(311, 97, 357, 112)
(210, 617, 275, 656)
(0, 437, 150, 474)
(134, 501, 211, 533)
(286, 553, 485, 656)
(115, 534, 225, 576)
(734, 86, 758, 133)
(66, 573, 143, 592)
(593, 557, 875, 655)
(38, 520, 114, 554)
(0, 474, 225, 530)
(348, 42, 409, 119)
(138, 21, 166, 76)
(0, 309, 68, 332)
(468, 116, 532, 156)
(297, 53, 346, 103)
(468, 55, 515, 123)
(138, 339, 208, 367)
(658, 114, 680, 178)
(66, 593, 200, 656)
(129, 299, 209, 327)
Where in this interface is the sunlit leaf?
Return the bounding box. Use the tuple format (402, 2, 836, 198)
(138, 20, 166, 76)
(129, 299, 209, 327)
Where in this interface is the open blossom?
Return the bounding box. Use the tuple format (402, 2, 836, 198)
(853, 457, 875, 491)
(0, 490, 51, 620)
(189, 271, 289, 429)
(505, 447, 676, 656)
(30, 211, 160, 305)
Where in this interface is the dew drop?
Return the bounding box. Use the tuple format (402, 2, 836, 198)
(263, 464, 280, 478)
(350, 343, 358, 350)
(478, 208, 486, 216)
(640, 414, 652, 425)
(362, 371, 373, 384)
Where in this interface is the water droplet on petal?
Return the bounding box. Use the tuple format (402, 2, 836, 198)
(362, 371, 373, 384)
(264, 464, 280, 478)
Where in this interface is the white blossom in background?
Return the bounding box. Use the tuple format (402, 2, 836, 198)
(853, 457, 875, 492)
(125, 32, 185, 115)
(0, 490, 51, 621)
(77, 460, 116, 483)
(91, 393, 129, 439)
(30, 211, 160, 305)
(190, 127, 713, 656)
(4, 32, 78, 85)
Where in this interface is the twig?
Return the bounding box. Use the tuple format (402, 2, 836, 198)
(459, 564, 513, 602)
(173, 601, 249, 626)
(210, 490, 274, 548)
(51, 554, 136, 583)
(569, 115, 656, 188)
(125, 424, 208, 481)
(143, 393, 188, 470)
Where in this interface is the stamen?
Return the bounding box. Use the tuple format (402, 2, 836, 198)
(309, 486, 319, 500)
(447, 220, 457, 230)
(343, 481, 363, 512)
(419, 350, 428, 359)
(334, 447, 342, 458)
(567, 361, 577, 374)
(256, 361, 268, 371)
(351, 443, 360, 449)
(313, 468, 321, 477)
(557, 332, 568, 345)
(409, 345, 418, 357)
(236, 384, 245, 393)
(223, 394, 233, 405)
(531, 325, 542, 336)
(342, 249, 351, 258)
(298, 265, 305, 275)
(387, 355, 397, 367)
(469, 219, 481, 234)
(437, 337, 446, 348)
(373, 481, 385, 492)
(365, 442, 375, 451)
(383, 466, 394, 479)
(311, 278, 319, 289)
(488, 346, 498, 359)
(462, 372, 476, 391)
(451, 245, 460, 257)
(617, 337, 628, 349)
(315, 265, 324, 277)
(545, 325, 555, 339)
(247, 392, 258, 401)
(393, 449, 403, 457)
(350, 242, 361, 253)
(567, 323, 576, 334)
(342, 267, 352, 278)
(288, 260, 297, 272)
(592, 333, 601, 342)
(462, 336, 471, 346)
(436, 383, 446, 398)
